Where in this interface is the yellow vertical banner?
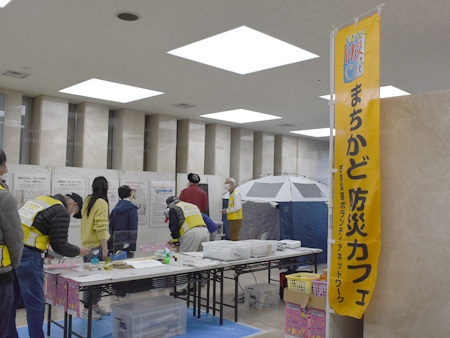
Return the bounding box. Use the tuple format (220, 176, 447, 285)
(329, 13, 381, 319)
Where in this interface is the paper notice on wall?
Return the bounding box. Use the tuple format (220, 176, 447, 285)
(149, 181, 175, 228)
(13, 174, 51, 209)
(120, 179, 148, 225)
(52, 177, 86, 225)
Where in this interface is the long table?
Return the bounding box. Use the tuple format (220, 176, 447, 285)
(45, 246, 321, 338)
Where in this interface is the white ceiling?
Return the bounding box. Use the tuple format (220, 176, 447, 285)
(1, 0, 449, 138)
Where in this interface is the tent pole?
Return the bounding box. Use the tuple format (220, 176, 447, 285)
(326, 25, 338, 338)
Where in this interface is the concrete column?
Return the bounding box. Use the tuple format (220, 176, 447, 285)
(176, 119, 205, 174)
(205, 124, 231, 179)
(112, 108, 145, 171)
(274, 135, 297, 175)
(297, 137, 329, 182)
(30, 95, 68, 166)
(230, 128, 253, 185)
(74, 102, 109, 169)
(253, 131, 275, 178)
(146, 114, 177, 173)
(0, 88, 22, 164)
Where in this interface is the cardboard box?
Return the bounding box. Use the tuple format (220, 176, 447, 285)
(284, 289, 327, 338)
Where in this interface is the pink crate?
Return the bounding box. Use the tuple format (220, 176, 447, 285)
(312, 279, 327, 297)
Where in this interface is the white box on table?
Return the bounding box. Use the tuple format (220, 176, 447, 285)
(202, 240, 251, 261)
(245, 240, 278, 257)
(111, 295, 186, 338)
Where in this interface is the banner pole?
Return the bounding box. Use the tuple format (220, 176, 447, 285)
(326, 25, 338, 338)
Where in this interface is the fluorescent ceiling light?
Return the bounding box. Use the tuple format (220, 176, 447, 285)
(0, 0, 13, 8)
(168, 26, 318, 75)
(320, 85, 410, 100)
(59, 78, 163, 103)
(290, 128, 335, 138)
(201, 109, 281, 124)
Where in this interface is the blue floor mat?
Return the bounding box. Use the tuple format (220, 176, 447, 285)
(18, 308, 260, 338)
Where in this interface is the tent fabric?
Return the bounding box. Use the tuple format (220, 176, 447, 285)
(279, 202, 328, 264)
(235, 175, 328, 202)
(222, 175, 328, 264)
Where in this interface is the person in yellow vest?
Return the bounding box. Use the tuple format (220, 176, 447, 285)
(222, 177, 243, 241)
(166, 196, 209, 296)
(6, 192, 90, 338)
(0, 149, 23, 338)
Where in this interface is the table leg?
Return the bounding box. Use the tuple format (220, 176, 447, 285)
(87, 288, 93, 338)
(314, 253, 318, 273)
(197, 273, 201, 319)
(234, 268, 239, 322)
(68, 314, 72, 338)
(63, 311, 68, 338)
(220, 268, 224, 326)
(206, 270, 210, 314)
(213, 269, 217, 317)
(47, 303, 52, 338)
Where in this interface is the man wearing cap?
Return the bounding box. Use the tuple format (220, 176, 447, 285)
(166, 196, 209, 296)
(6, 193, 90, 338)
(179, 173, 208, 213)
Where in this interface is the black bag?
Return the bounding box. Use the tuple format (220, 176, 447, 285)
(107, 234, 124, 254)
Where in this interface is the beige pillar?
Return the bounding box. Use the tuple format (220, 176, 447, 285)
(74, 102, 109, 169)
(297, 137, 329, 182)
(30, 95, 68, 166)
(176, 119, 205, 174)
(253, 131, 275, 178)
(274, 134, 297, 175)
(0, 88, 22, 164)
(205, 124, 231, 179)
(112, 108, 145, 171)
(146, 114, 177, 173)
(230, 128, 253, 185)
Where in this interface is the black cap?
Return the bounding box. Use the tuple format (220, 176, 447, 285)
(166, 196, 179, 206)
(66, 193, 83, 219)
(188, 173, 200, 184)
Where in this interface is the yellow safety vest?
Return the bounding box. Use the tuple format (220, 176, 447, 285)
(227, 189, 243, 221)
(0, 185, 12, 267)
(19, 196, 63, 251)
(176, 201, 206, 237)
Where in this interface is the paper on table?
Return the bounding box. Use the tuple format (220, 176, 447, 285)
(125, 259, 164, 269)
(69, 274, 112, 283)
(180, 252, 204, 257)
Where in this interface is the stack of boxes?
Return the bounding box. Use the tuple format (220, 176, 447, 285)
(284, 271, 327, 338)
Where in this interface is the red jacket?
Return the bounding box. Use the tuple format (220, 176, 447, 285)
(179, 184, 208, 212)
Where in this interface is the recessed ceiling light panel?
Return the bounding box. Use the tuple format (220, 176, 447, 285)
(168, 26, 319, 74)
(0, 0, 13, 8)
(59, 78, 163, 103)
(290, 128, 335, 138)
(320, 85, 410, 100)
(201, 109, 281, 124)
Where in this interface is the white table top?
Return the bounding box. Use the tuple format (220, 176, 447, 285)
(45, 247, 322, 287)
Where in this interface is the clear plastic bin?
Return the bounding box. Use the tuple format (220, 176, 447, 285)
(202, 240, 251, 261)
(245, 240, 278, 257)
(111, 295, 187, 338)
(244, 283, 280, 309)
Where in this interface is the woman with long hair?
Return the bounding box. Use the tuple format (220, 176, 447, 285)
(80, 176, 111, 320)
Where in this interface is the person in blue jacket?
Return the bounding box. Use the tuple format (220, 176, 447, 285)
(109, 185, 138, 301)
(109, 185, 138, 258)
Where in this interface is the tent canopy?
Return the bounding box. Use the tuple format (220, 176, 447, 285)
(234, 175, 328, 202)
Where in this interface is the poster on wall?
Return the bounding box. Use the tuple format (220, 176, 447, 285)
(51, 177, 86, 224)
(13, 173, 51, 209)
(88, 177, 120, 212)
(120, 179, 148, 225)
(149, 181, 175, 228)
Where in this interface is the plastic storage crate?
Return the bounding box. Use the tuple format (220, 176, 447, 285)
(286, 273, 321, 294)
(244, 283, 280, 309)
(312, 279, 327, 297)
(245, 240, 278, 257)
(202, 240, 251, 261)
(111, 295, 187, 338)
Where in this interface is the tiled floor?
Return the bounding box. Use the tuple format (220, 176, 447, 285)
(14, 262, 327, 338)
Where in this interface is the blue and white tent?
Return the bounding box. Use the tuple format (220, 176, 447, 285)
(223, 175, 329, 264)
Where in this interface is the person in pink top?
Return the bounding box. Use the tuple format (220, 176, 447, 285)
(179, 173, 208, 213)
